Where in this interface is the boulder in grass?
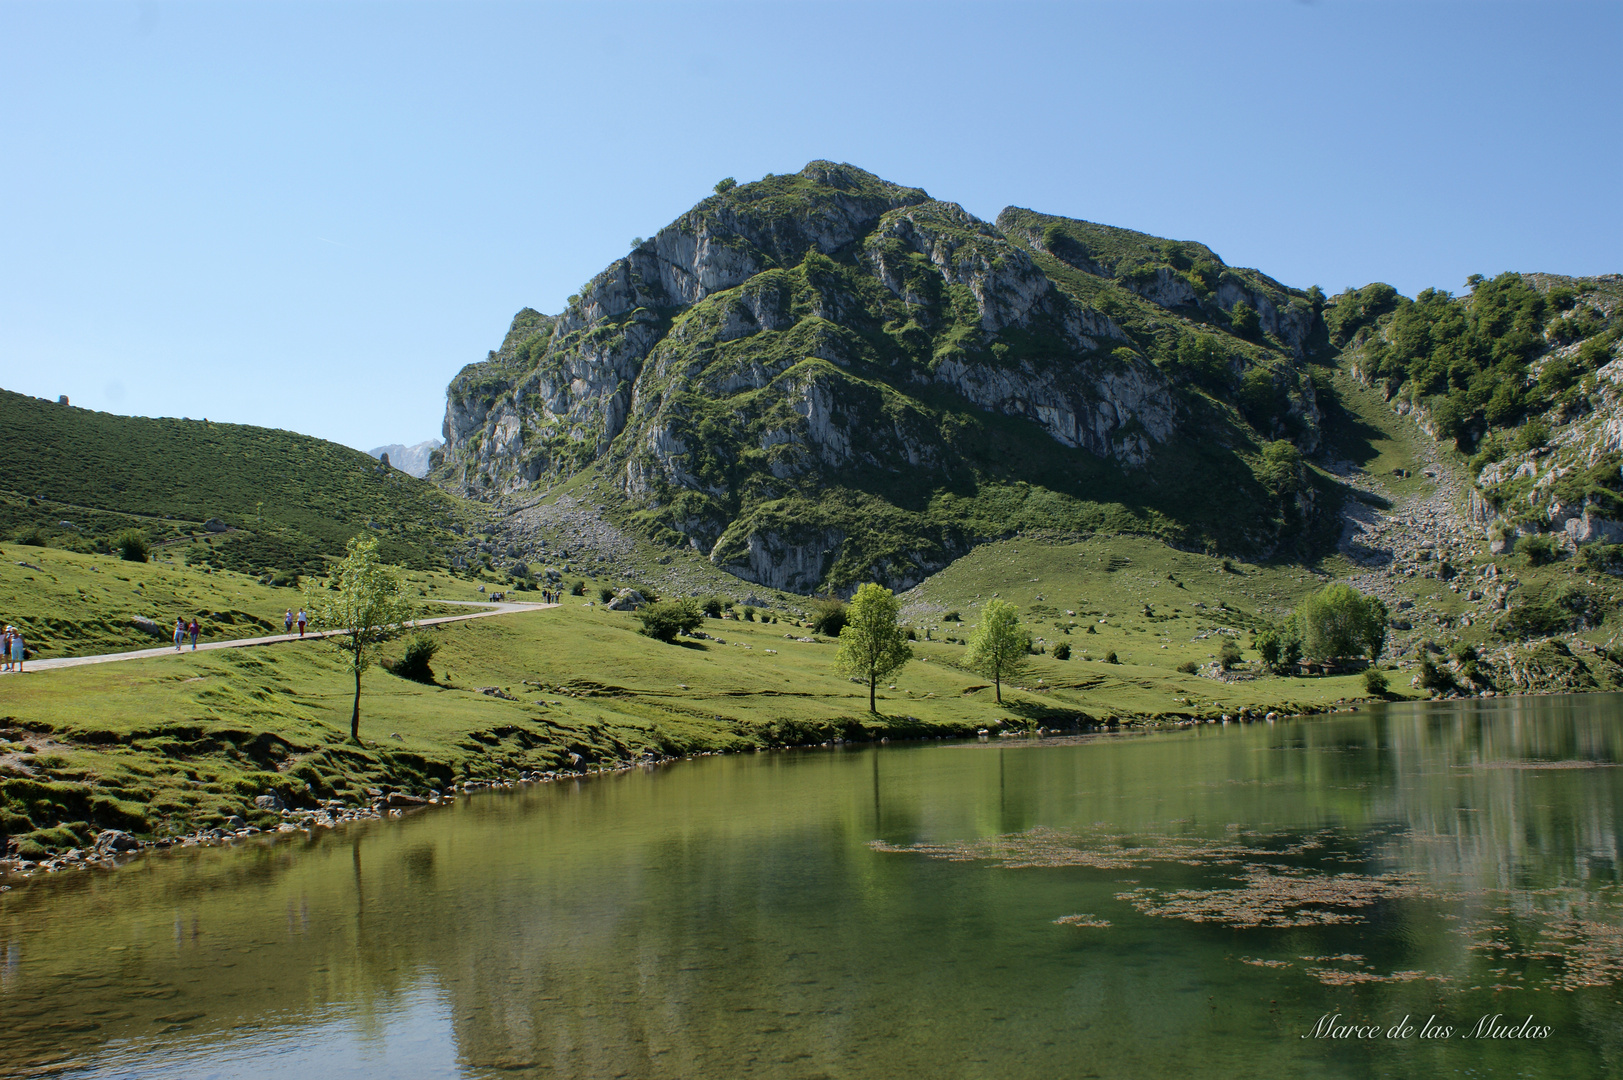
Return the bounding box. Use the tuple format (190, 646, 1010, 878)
(204, 518, 229, 533)
(130, 616, 165, 639)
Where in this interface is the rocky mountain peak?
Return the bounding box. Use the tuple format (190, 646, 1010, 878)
(436, 163, 1331, 594)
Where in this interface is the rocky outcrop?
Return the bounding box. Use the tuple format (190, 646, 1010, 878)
(437, 162, 1334, 592)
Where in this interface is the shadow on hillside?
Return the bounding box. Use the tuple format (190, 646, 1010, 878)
(1002, 700, 1096, 726)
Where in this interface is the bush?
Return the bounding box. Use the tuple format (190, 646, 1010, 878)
(714, 177, 737, 194)
(1516, 419, 1550, 454)
(598, 585, 616, 604)
(636, 599, 703, 643)
(570, 580, 586, 596)
(942, 611, 961, 623)
(1363, 668, 1390, 696)
(1230, 302, 1260, 338)
(701, 596, 724, 618)
(809, 596, 847, 637)
(392, 633, 440, 684)
(14, 526, 48, 547)
(114, 528, 149, 562)
(1580, 543, 1623, 574)
(1104, 651, 1119, 664)
(1052, 642, 1071, 660)
(742, 605, 756, 621)
(1176, 660, 1198, 674)
(1520, 534, 1560, 566)
(1219, 640, 1243, 669)
(1418, 657, 1455, 693)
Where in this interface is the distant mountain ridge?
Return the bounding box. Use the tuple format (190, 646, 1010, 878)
(367, 440, 441, 478)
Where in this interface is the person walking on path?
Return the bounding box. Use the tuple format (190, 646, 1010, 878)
(2, 626, 13, 672)
(8, 628, 23, 673)
(296, 609, 307, 637)
(284, 609, 294, 635)
(188, 618, 200, 650)
(173, 617, 186, 651)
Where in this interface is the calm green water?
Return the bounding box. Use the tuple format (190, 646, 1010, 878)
(4, 696, 1623, 1079)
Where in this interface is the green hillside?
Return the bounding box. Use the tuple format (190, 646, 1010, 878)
(0, 388, 475, 574)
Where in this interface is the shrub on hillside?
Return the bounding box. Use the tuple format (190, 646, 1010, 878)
(1230, 302, 1260, 338)
(1104, 651, 1119, 664)
(637, 599, 703, 643)
(1176, 660, 1198, 674)
(114, 528, 149, 563)
(809, 596, 847, 637)
(1363, 667, 1390, 696)
(570, 580, 586, 596)
(1219, 640, 1243, 669)
(701, 596, 724, 618)
(392, 633, 440, 684)
(598, 585, 616, 604)
(1520, 534, 1560, 566)
(13, 526, 48, 547)
(1052, 642, 1071, 660)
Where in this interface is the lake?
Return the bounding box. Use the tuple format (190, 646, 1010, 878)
(4, 695, 1622, 1079)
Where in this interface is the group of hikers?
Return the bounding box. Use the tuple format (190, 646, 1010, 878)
(173, 617, 203, 651)
(283, 609, 308, 636)
(2, 625, 25, 673)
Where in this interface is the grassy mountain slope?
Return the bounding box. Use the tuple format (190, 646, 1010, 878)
(0, 388, 475, 573)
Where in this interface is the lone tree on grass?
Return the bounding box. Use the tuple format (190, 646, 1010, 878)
(964, 598, 1031, 704)
(834, 583, 912, 713)
(306, 536, 418, 743)
(1296, 583, 1387, 666)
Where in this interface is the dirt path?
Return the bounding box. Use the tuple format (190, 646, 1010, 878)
(1, 599, 556, 673)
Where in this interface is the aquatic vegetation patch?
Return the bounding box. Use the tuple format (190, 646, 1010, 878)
(1052, 914, 1111, 928)
(868, 824, 1362, 873)
(1114, 864, 1441, 929)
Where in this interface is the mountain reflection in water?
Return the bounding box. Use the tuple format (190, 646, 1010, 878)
(2, 694, 1620, 1079)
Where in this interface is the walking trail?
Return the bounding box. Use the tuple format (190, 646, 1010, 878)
(3, 599, 556, 674)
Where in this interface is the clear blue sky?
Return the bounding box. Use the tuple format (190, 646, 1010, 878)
(2, 1, 1618, 452)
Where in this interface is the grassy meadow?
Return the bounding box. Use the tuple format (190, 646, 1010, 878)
(1, 538, 1388, 859)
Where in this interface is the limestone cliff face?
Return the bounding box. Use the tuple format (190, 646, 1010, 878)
(438, 162, 1330, 592)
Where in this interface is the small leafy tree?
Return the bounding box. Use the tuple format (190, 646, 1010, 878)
(964, 599, 1032, 704)
(1219, 639, 1243, 669)
(306, 536, 418, 743)
(1052, 642, 1071, 660)
(714, 177, 737, 194)
(702, 596, 724, 618)
(1252, 624, 1303, 673)
(1364, 667, 1390, 697)
(114, 528, 149, 562)
(1296, 583, 1388, 665)
(636, 598, 703, 643)
(834, 583, 913, 713)
(1256, 440, 1304, 496)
